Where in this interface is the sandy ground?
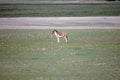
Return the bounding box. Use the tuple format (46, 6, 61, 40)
(0, 17, 120, 29)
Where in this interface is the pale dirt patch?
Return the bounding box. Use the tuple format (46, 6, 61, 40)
(0, 17, 120, 29)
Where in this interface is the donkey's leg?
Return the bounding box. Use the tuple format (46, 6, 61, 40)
(64, 36, 68, 43)
(57, 37, 60, 43)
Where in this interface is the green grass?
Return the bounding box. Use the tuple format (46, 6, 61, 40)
(0, 2, 120, 17)
(0, 29, 120, 80)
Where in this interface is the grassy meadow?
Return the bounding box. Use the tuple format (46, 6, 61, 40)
(0, 29, 120, 80)
(0, 2, 120, 17)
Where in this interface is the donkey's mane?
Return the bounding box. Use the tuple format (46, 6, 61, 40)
(52, 29, 58, 33)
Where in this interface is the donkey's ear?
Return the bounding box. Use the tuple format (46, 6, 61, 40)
(51, 29, 55, 33)
(51, 29, 55, 31)
(52, 29, 56, 30)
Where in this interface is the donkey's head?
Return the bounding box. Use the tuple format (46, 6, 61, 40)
(52, 29, 58, 34)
